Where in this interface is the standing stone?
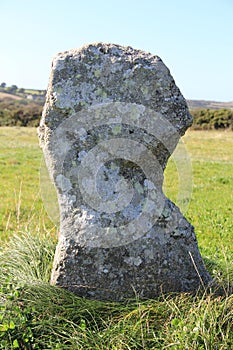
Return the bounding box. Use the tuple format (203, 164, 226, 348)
(38, 43, 212, 300)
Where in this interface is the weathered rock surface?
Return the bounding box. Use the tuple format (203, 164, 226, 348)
(38, 43, 212, 300)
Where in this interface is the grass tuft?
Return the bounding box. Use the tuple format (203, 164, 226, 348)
(0, 231, 55, 285)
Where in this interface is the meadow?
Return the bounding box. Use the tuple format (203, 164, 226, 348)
(0, 127, 232, 349)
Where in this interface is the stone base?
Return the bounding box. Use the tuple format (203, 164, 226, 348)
(51, 201, 212, 301)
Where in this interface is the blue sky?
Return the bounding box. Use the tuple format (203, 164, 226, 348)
(1, 0, 232, 101)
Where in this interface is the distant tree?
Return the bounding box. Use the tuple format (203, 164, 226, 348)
(0, 82, 6, 88)
(7, 85, 18, 94)
(18, 88, 25, 94)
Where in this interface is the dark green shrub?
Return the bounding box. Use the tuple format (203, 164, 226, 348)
(0, 98, 43, 127)
(191, 109, 233, 130)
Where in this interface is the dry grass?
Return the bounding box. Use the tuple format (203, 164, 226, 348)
(0, 92, 23, 100)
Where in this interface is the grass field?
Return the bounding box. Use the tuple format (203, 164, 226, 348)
(0, 127, 232, 349)
(0, 127, 56, 241)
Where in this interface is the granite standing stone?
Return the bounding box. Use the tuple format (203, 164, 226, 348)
(38, 43, 212, 300)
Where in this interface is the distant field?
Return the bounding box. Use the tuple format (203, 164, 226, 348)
(24, 88, 45, 95)
(187, 99, 233, 110)
(0, 127, 232, 272)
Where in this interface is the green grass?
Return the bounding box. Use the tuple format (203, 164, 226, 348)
(0, 127, 232, 349)
(24, 88, 45, 95)
(0, 127, 56, 240)
(164, 130, 233, 280)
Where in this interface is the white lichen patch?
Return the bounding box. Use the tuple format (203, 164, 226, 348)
(56, 174, 72, 193)
(124, 256, 142, 266)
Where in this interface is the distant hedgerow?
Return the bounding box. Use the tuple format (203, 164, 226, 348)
(191, 108, 233, 130)
(0, 98, 43, 127)
(1, 95, 233, 130)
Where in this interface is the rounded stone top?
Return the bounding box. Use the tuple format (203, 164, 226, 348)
(53, 42, 162, 68)
(39, 42, 192, 143)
